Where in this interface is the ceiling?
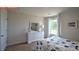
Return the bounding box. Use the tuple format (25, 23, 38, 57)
(11, 7, 69, 17)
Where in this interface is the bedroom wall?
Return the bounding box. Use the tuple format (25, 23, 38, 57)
(44, 17, 49, 38)
(59, 8, 79, 42)
(7, 11, 44, 45)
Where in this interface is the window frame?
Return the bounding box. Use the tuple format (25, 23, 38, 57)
(48, 16, 59, 36)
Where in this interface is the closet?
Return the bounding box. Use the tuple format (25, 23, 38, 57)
(0, 10, 7, 51)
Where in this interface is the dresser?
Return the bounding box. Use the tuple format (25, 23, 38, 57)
(27, 31, 44, 43)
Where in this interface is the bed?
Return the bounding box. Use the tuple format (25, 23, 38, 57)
(30, 36, 79, 51)
(46, 36, 79, 51)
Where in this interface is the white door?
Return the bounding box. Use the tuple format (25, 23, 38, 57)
(0, 10, 7, 51)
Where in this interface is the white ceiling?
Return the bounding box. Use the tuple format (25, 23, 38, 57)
(12, 7, 69, 17)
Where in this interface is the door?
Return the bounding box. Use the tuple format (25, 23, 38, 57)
(0, 10, 7, 51)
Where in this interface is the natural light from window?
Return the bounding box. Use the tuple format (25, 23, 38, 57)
(49, 18, 58, 36)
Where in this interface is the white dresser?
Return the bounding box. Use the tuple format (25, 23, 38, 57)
(27, 31, 44, 43)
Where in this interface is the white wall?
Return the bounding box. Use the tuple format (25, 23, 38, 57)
(7, 11, 44, 45)
(44, 17, 49, 38)
(59, 8, 79, 41)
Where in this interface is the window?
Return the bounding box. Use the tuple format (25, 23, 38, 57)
(48, 17, 58, 36)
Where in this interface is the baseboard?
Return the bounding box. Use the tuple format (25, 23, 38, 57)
(7, 42, 27, 47)
(8, 40, 28, 45)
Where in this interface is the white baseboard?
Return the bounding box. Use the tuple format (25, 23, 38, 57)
(8, 41, 27, 46)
